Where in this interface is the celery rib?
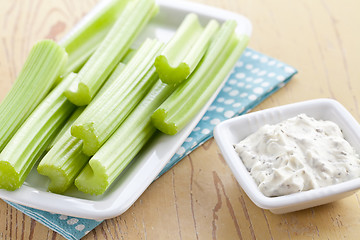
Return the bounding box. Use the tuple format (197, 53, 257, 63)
(60, 0, 131, 74)
(0, 40, 67, 152)
(75, 80, 177, 195)
(0, 73, 77, 191)
(39, 49, 136, 193)
(151, 21, 249, 135)
(65, 0, 158, 106)
(95, 48, 136, 96)
(154, 14, 219, 85)
(38, 107, 90, 193)
(71, 39, 163, 156)
(47, 106, 84, 151)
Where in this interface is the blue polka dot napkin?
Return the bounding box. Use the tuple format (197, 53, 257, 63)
(5, 48, 297, 240)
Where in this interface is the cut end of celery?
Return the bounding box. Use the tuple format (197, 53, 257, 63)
(151, 108, 178, 135)
(65, 81, 91, 106)
(0, 161, 21, 191)
(37, 164, 70, 194)
(71, 123, 99, 156)
(154, 55, 191, 85)
(74, 160, 109, 195)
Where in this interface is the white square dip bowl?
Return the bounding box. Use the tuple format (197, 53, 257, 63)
(214, 98, 360, 214)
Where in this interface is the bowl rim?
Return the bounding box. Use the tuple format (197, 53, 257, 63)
(214, 98, 360, 210)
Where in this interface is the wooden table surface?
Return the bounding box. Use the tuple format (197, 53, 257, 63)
(0, 0, 359, 239)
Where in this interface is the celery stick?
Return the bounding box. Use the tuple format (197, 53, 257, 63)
(154, 14, 219, 85)
(65, 0, 158, 106)
(0, 40, 67, 152)
(46, 105, 82, 151)
(47, 50, 134, 150)
(0, 73, 77, 191)
(152, 21, 249, 135)
(60, 0, 131, 74)
(38, 107, 89, 194)
(46, 111, 75, 151)
(38, 49, 136, 192)
(71, 39, 163, 156)
(97, 48, 136, 95)
(121, 48, 136, 65)
(75, 80, 177, 195)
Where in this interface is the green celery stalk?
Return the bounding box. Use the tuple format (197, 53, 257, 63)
(46, 104, 81, 151)
(120, 48, 136, 65)
(96, 48, 136, 95)
(154, 13, 219, 85)
(47, 49, 134, 150)
(0, 73, 77, 191)
(151, 21, 249, 135)
(0, 40, 67, 152)
(65, 0, 158, 106)
(37, 49, 136, 192)
(37, 107, 90, 193)
(46, 108, 76, 151)
(37, 49, 137, 191)
(75, 79, 177, 195)
(71, 39, 163, 156)
(60, 0, 131, 74)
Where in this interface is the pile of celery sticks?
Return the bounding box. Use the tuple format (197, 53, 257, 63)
(0, 0, 248, 195)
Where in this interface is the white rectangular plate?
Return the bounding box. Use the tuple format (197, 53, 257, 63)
(0, 0, 252, 220)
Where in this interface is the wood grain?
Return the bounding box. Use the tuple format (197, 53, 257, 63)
(0, 0, 360, 239)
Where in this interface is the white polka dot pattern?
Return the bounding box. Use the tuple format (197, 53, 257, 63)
(6, 202, 102, 240)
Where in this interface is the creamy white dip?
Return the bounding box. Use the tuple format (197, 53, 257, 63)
(234, 114, 360, 197)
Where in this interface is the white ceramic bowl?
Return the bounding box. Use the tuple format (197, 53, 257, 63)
(214, 98, 360, 214)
